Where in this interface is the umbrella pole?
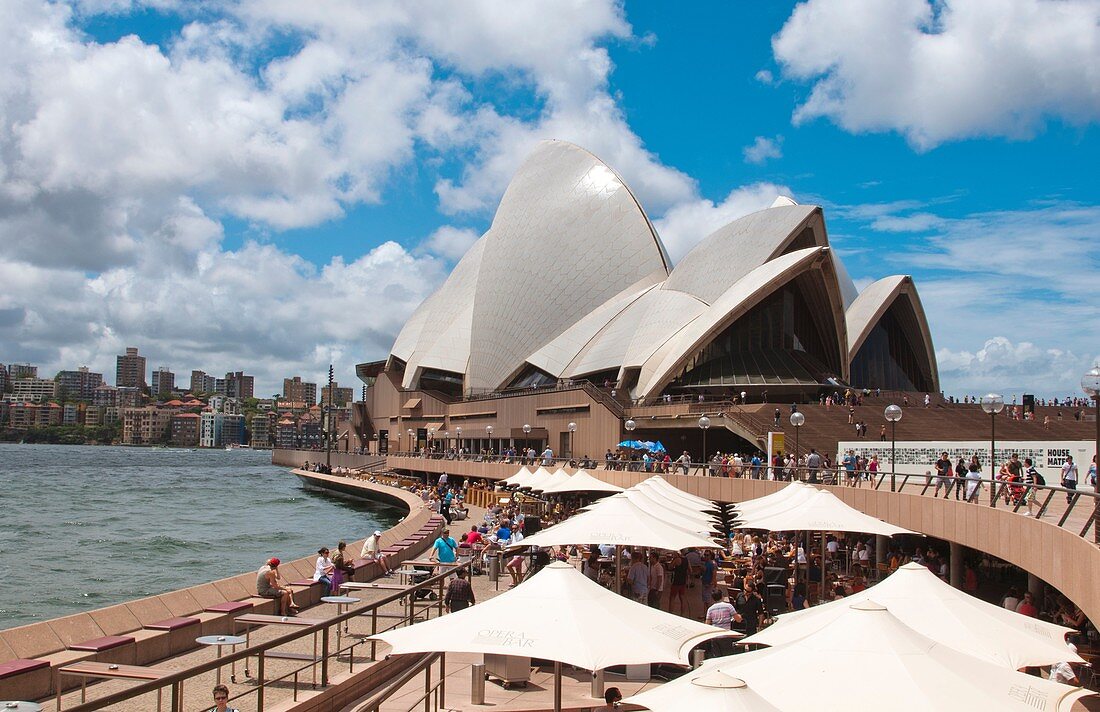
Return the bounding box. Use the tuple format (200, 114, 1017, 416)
(820, 530, 827, 603)
(554, 660, 563, 712)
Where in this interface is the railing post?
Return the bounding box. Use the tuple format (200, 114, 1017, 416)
(321, 626, 330, 687)
(439, 652, 446, 709)
(257, 651, 265, 711)
(424, 656, 432, 712)
(371, 607, 378, 660)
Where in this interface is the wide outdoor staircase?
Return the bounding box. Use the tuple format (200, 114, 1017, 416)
(722, 395, 1095, 457)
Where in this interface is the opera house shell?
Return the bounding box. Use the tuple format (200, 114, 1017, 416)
(386, 140, 938, 403)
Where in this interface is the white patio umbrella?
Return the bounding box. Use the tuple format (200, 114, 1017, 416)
(509, 495, 723, 552)
(532, 468, 572, 492)
(628, 601, 1090, 712)
(639, 476, 720, 511)
(735, 489, 914, 537)
(744, 562, 1083, 669)
(731, 482, 816, 518)
(630, 482, 724, 523)
(501, 466, 534, 487)
(370, 562, 737, 711)
(624, 670, 782, 712)
(582, 491, 719, 535)
(540, 469, 624, 495)
(521, 466, 555, 491)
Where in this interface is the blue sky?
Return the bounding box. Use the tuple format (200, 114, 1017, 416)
(0, 0, 1096, 398)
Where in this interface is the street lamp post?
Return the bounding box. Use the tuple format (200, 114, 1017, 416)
(455, 426, 462, 456)
(1082, 366, 1100, 544)
(885, 404, 903, 492)
(567, 422, 577, 460)
(522, 423, 531, 462)
(790, 412, 805, 481)
(486, 425, 494, 457)
(980, 393, 1005, 505)
(428, 427, 435, 455)
(698, 416, 711, 476)
(407, 428, 414, 454)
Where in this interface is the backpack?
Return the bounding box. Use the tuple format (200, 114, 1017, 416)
(1029, 467, 1045, 487)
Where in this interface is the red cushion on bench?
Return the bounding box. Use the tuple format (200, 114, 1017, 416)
(205, 601, 253, 613)
(70, 635, 134, 652)
(0, 658, 49, 678)
(146, 617, 200, 631)
(289, 579, 323, 587)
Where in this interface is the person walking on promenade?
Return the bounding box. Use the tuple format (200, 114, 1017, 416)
(430, 527, 459, 576)
(1062, 455, 1079, 504)
(313, 547, 335, 596)
(208, 684, 240, 712)
(627, 551, 649, 603)
(965, 462, 983, 503)
(331, 541, 355, 592)
(257, 557, 298, 616)
(954, 456, 967, 500)
(647, 552, 665, 609)
(444, 568, 476, 612)
(934, 452, 953, 497)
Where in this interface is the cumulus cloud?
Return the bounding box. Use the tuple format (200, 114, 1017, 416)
(772, 0, 1100, 149)
(936, 337, 1096, 399)
(420, 226, 481, 262)
(743, 135, 783, 165)
(653, 183, 793, 263)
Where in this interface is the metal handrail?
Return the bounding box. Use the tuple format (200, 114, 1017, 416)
(63, 563, 470, 712)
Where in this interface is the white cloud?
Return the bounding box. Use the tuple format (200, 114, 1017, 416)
(936, 337, 1096, 399)
(754, 69, 774, 84)
(772, 0, 1100, 149)
(743, 135, 783, 164)
(420, 225, 480, 262)
(653, 183, 792, 263)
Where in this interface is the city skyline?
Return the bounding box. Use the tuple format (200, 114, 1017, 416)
(0, 2, 1097, 397)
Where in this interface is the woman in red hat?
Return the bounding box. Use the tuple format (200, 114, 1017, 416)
(256, 557, 299, 616)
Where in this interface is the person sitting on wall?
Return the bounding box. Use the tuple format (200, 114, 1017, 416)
(361, 530, 393, 576)
(256, 557, 298, 616)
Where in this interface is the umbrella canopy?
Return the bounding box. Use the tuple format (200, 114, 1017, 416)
(501, 466, 534, 487)
(520, 466, 555, 491)
(735, 489, 914, 537)
(624, 670, 782, 712)
(509, 495, 723, 551)
(540, 469, 625, 495)
(627, 484, 723, 524)
(618, 439, 645, 449)
(532, 468, 572, 492)
(583, 491, 719, 535)
(639, 476, 721, 511)
(632, 601, 1089, 712)
(745, 562, 1082, 669)
(368, 561, 735, 670)
(731, 482, 815, 517)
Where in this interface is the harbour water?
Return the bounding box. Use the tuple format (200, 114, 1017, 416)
(0, 443, 402, 629)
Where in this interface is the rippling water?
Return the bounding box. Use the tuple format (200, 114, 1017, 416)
(0, 444, 401, 629)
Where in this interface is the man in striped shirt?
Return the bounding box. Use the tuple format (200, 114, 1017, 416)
(704, 589, 741, 630)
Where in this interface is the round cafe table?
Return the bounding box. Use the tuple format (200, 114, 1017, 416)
(2, 703, 44, 712)
(196, 635, 246, 685)
(321, 595, 360, 651)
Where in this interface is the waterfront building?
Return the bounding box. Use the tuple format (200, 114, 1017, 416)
(8, 402, 62, 429)
(9, 363, 37, 380)
(118, 386, 143, 409)
(356, 140, 940, 457)
(250, 411, 274, 448)
(274, 417, 298, 449)
(115, 347, 147, 389)
(83, 405, 103, 427)
(62, 403, 80, 425)
(190, 369, 217, 394)
(283, 376, 318, 405)
(93, 384, 118, 408)
(151, 366, 175, 396)
(0, 401, 8, 425)
(0, 364, 8, 394)
(103, 406, 120, 424)
(320, 382, 354, 407)
(9, 377, 60, 404)
(121, 406, 171, 445)
(57, 367, 104, 402)
(170, 412, 201, 446)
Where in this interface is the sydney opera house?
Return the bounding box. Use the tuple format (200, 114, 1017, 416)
(356, 140, 938, 458)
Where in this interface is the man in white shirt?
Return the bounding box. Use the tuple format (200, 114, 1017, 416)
(361, 530, 392, 575)
(704, 589, 741, 630)
(541, 447, 554, 466)
(1050, 644, 1079, 685)
(1062, 456, 1079, 504)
